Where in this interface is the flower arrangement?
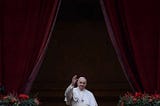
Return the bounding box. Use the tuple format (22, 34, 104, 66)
(0, 85, 40, 106)
(0, 93, 40, 106)
(118, 92, 160, 106)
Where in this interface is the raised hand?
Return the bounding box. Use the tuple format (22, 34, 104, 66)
(71, 75, 78, 86)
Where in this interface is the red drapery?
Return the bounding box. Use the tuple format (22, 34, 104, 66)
(0, 0, 60, 93)
(100, 0, 160, 93)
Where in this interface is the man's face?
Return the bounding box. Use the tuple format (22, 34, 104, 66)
(77, 77, 87, 90)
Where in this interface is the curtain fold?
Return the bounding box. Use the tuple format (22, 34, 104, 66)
(0, 0, 60, 93)
(23, 0, 62, 94)
(100, 0, 160, 93)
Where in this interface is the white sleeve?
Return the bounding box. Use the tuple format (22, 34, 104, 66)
(64, 84, 74, 105)
(89, 93, 98, 106)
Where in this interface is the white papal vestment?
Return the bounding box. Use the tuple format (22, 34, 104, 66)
(64, 85, 98, 106)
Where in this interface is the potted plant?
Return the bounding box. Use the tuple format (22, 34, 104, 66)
(118, 92, 160, 106)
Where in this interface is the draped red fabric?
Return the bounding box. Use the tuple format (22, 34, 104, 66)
(0, 0, 60, 93)
(100, 0, 160, 93)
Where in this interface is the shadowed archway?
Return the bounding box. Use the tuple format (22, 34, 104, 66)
(31, 0, 131, 106)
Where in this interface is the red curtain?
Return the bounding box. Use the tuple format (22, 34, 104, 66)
(100, 0, 160, 93)
(0, 0, 60, 93)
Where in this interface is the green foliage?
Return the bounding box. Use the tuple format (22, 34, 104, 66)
(0, 94, 39, 106)
(118, 92, 160, 106)
(0, 86, 39, 106)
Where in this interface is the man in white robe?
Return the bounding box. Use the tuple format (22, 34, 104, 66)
(64, 75, 98, 106)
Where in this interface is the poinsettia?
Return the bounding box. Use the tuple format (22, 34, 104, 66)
(0, 85, 40, 106)
(0, 93, 40, 106)
(118, 92, 160, 106)
(19, 94, 29, 99)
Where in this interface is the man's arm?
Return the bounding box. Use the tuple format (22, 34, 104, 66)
(64, 75, 78, 105)
(64, 84, 74, 105)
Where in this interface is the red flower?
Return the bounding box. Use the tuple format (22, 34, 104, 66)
(18, 94, 29, 99)
(154, 94, 160, 99)
(3, 96, 8, 99)
(135, 92, 142, 97)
